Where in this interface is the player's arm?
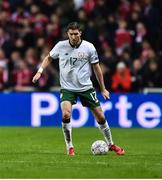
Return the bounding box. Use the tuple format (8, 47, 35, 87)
(32, 54, 52, 83)
(92, 63, 110, 99)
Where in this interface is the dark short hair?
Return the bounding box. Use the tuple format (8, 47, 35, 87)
(66, 22, 82, 32)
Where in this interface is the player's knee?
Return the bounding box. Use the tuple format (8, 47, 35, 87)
(62, 111, 71, 122)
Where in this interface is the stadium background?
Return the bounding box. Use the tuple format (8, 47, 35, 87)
(0, 0, 162, 127)
(0, 0, 162, 178)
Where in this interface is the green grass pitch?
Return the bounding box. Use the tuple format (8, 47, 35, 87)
(0, 127, 161, 178)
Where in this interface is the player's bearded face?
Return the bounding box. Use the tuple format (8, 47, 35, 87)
(67, 29, 82, 46)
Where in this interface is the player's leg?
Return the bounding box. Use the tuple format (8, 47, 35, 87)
(91, 106, 125, 155)
(60, 89, 77, 156)
(91, 106, 114, 146)
(61, 101, 74, 155)
(78, 89, 114, 147)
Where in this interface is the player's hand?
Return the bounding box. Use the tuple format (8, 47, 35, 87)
(101, 89, 110, 100)
(32, 72, 42, 83)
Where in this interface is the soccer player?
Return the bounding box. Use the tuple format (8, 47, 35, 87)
(32, 22, 125, 156)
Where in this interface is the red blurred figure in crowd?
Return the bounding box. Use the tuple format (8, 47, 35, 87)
(115, 20, 132, 56)
(111, 62, 132, 92)
(12, 60, 33, 91)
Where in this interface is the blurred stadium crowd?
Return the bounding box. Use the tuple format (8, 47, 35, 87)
(0, 0, 162, 92)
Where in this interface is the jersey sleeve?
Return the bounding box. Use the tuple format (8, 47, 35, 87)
(49, 42, 60, 59)
(89, 44, 99, 64)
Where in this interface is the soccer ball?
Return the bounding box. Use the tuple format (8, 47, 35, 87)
(91, 140, 109, 155)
